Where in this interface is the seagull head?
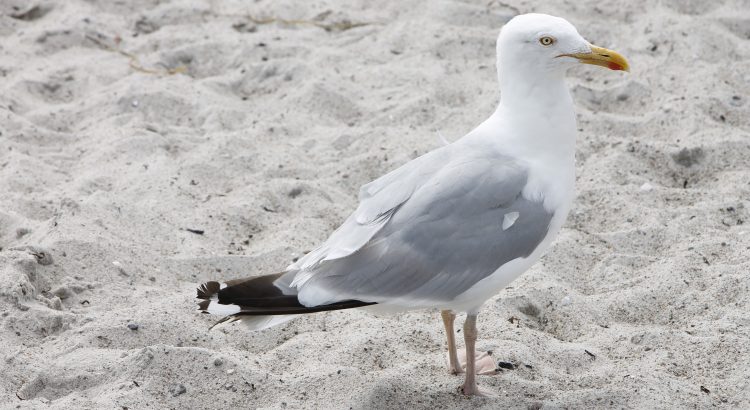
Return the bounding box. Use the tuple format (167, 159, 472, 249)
(497, 13, 629, 79)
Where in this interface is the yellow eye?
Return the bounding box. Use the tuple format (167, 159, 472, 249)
(539, 36, 555, 46)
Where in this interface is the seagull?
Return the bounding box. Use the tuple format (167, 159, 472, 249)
(196, 13, 628, 396)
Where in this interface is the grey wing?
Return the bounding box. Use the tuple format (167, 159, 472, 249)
(287, 144, 450, 276)
(294, 154, 554, 307)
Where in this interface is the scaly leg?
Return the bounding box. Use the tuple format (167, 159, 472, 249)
(461, 314, 497, 397)
(441, 310, 463, 374)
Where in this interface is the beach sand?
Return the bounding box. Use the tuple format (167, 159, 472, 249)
(1, 0, 749, 408)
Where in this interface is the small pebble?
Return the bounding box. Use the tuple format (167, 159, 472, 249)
(169, 383, 186, 397)
(640, 182, 654, 192)
(127, 323, 139, 331)
(214, 358, 223, 366)
(561, 295, 572, 306)
(48, 296, 62, 311)
(232, 22, 257, 33)
(227, 369, 235, 375)
(497, 361, 516, 370)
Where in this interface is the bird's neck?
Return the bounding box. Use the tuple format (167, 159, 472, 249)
(465, 72, 578, 211)
(498, 70, 569, 109)
(494, 72, 577, 163)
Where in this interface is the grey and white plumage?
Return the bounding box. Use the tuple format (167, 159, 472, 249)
(195, 13, 629, 396)
(289, 147, 554, 309)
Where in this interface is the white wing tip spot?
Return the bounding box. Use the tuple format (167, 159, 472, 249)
(502, 211, 520, 231)
(206, 301, 241, 316)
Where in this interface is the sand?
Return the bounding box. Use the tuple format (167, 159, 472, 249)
(1, 0, 749, 408)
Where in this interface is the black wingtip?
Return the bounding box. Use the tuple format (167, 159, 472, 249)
(197, 299, 211, 311)
(197, 281, 221, 300)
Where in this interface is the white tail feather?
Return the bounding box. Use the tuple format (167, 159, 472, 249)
(205, 300, 241, 316)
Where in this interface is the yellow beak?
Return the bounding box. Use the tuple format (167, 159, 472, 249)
(560, 44, 630, 72)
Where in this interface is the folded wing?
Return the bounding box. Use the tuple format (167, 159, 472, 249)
(293, 149, 554, 307)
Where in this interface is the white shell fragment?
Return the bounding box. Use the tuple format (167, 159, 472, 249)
(502, 212, 520, 231)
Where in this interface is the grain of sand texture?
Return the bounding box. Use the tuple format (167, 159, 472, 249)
(1, 0, 749, 408)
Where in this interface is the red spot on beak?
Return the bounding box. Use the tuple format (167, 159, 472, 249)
(608, 62, 623, 71)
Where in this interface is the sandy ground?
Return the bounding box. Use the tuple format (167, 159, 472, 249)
(1, 0, 749, 408)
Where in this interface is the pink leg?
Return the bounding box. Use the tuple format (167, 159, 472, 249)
(461, 314, 497, 397)
(441, 310, 463, 374)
